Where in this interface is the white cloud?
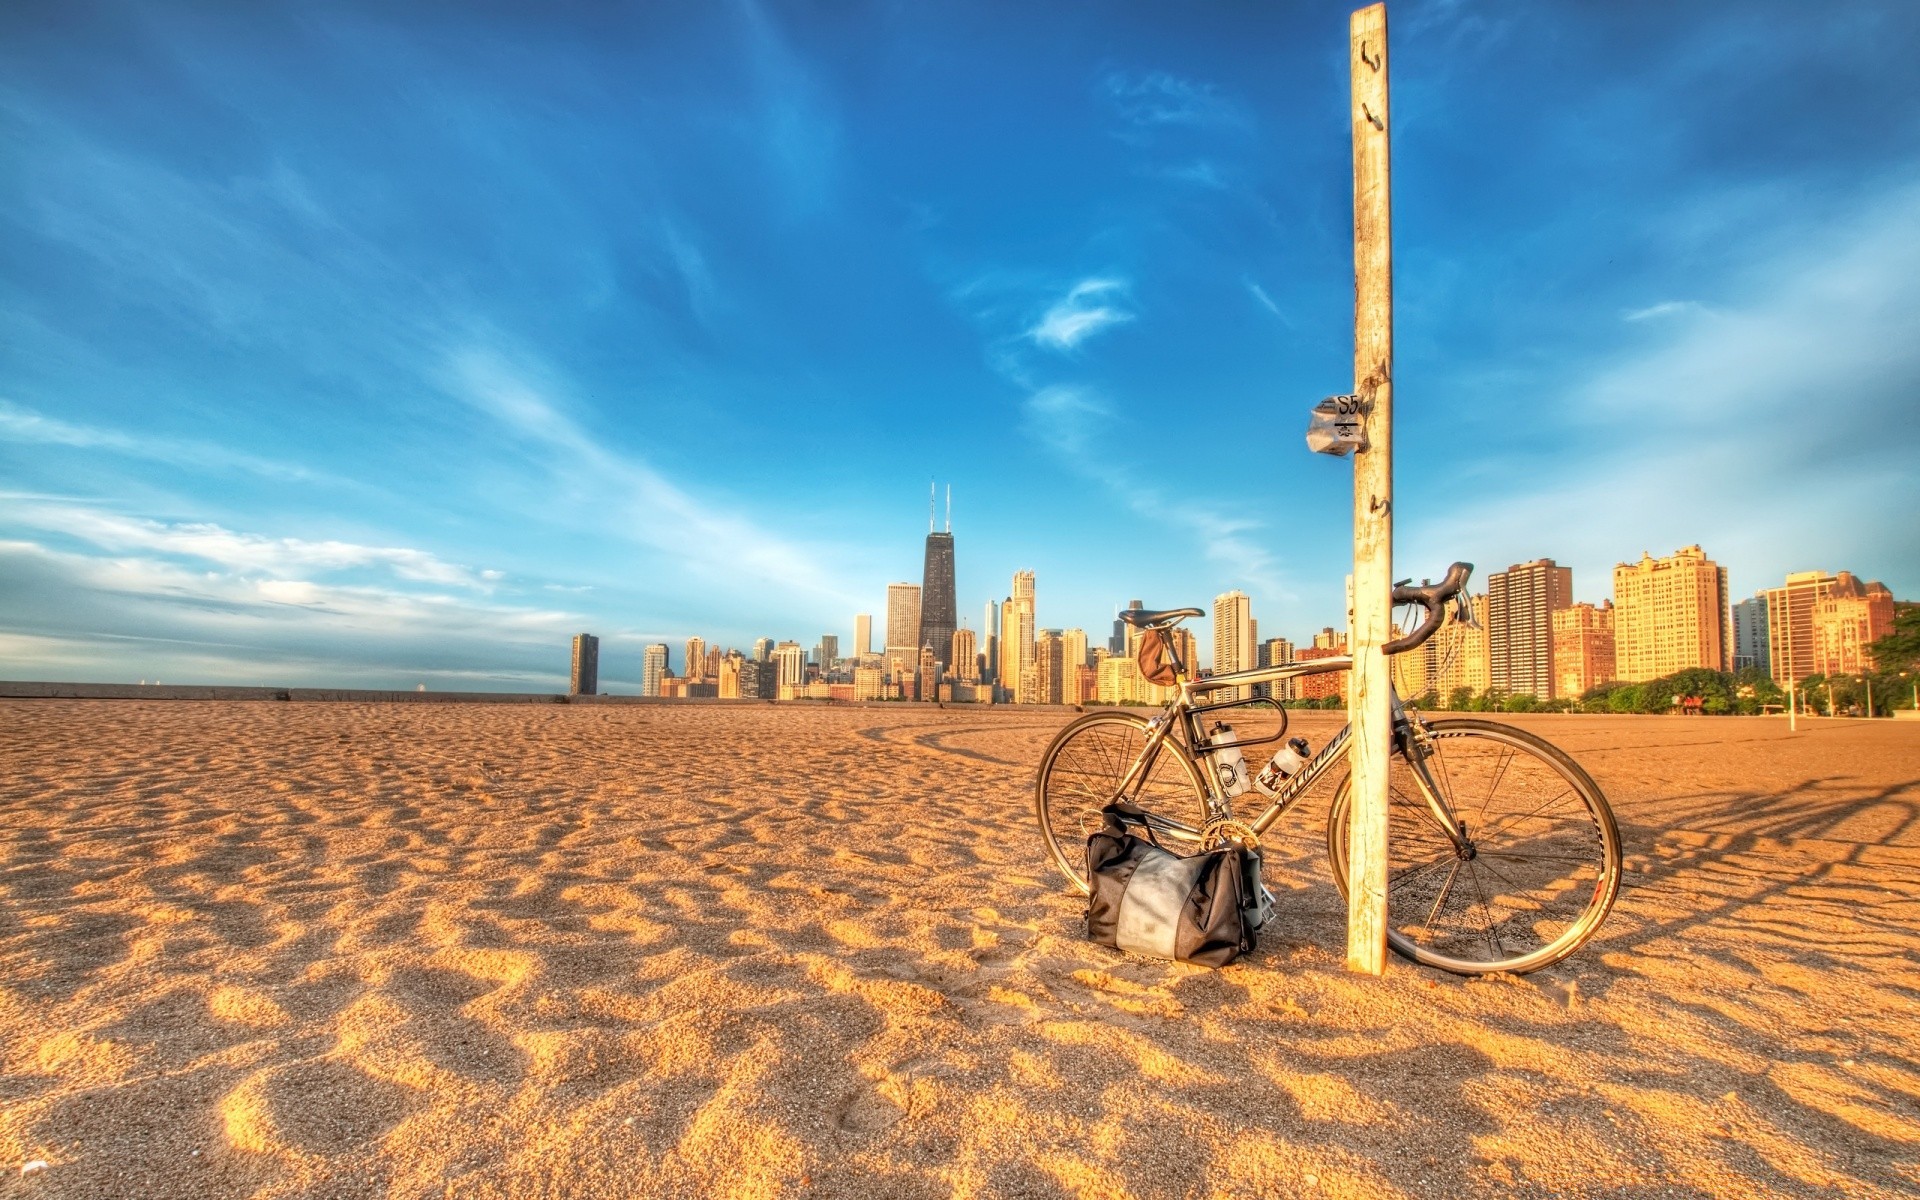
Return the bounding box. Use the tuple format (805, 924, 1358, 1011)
(0, 399, 336, 484)
(8, 503, 495, 590)
(1404, 178, 1920, 598)
(1244, 278, 1286, 321)
(0, 538, 582, 688)
(1027, 278, 1135, 351)
(1620, 299, 1702, 322)
(1022, 387, 1294, 604)
(446, 348, 857, 606)
(1102, 72, 1248, 131)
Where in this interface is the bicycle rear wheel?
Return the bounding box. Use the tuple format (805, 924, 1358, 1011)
(1326, 718, 1621, 975)
(1036, 711, 1209, 894)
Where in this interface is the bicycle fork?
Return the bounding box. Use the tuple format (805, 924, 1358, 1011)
(1393, 712, 1472, 853)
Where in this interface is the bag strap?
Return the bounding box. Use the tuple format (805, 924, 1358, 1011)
(1100, 800, 1166, 849)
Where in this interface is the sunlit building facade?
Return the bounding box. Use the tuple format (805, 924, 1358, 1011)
(1552, 601, 1616, 699)
(1612, 546, 1730, 681)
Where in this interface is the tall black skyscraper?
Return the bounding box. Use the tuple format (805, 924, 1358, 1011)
(921, 484, 958, 670)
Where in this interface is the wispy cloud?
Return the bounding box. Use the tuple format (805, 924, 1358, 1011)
(1621, 299, 1702, 322)
(1405, 178, 1920, 595)
(1102, 71, 1248, 132)
(8, 502, 497, 590)
(0, 538, 580, 688)
(1027, 277, 1135, 352)
(446, 348, 857, 605)
(1244, 278, 1287, 322)
(1022, 386, 1293, 603)
(0, 400, 338, 485)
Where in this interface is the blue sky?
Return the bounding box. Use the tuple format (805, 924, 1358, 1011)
(3, 0, 1918, 689)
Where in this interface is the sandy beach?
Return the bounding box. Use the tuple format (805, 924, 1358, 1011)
(1, 700, 1915, 1199)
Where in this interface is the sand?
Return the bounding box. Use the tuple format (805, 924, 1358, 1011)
(1, 701, 1915, 1199)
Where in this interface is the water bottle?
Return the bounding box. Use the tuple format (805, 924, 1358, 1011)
(1202, 722, 1251, 797)
(1253, 737, 1312, 797)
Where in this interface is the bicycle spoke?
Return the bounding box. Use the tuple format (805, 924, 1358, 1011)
(1387, 855, 1454, 892)
(1479, 746, 1517, 821)
(1467, 864, 1507, 960)
(1424, 859, 1463, 930)
(1474, 787, 1577, 843)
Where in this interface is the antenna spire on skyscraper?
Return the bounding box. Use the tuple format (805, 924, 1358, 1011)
(946, 484, 951, 533)
(929, 481, 936, 533)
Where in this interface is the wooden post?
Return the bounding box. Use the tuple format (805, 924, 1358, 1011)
(1346, 1, 1392, 976)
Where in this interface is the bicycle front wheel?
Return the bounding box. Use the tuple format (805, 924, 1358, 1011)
(1036, 711, 1210, 894)
(1326, 718, 1622, 975)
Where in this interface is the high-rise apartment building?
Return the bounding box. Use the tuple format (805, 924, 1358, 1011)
(1732, 596, 1769, 675)
(983, 600, 1000, 686)
(1212, 590, 1255, 700)
(1763, 571, 1836, 687)
(683, 637, 706, 683)
(1009, 570, 1037, 703)
(853, 614, 873, 657)
(1488, 559, 1574, 698)
(819, 635, 839, 670)
(736, 658, 776, 699)
(570, 633, 599, 696)
(1811, 574, 1896, 677)
(951, 627, 979, 683)
(920, 490, 958, 671)
(774, 641, 806, 690)
(1035, 630, 1065, 705)
(752, 637, 774, 662)
(703, 646, 723, 680)
(1552, 601, 1616, 699)
(1061, 628, 1089, 705)
(1262, 637, 1296, 701)
(642, 644, 669, 697)
(1612, 546, 1730, 681)
(884, 582, 922, 666)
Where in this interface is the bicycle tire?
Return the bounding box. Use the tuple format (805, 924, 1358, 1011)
(1035, 710, 1211, 894)
(1325, 718, 1622, 975)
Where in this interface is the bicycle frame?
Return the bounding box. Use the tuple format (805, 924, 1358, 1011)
(1110, 653, 1468, 848)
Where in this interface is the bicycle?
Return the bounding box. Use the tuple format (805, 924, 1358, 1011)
(1035, 563, 1622, 975)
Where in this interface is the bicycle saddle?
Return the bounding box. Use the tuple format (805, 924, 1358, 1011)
(1118, 606, 1204, 629)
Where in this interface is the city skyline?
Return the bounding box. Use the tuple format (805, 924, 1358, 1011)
(3, 3, 1918, 690)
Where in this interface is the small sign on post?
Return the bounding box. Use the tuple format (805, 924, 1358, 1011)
(1306, 394, 1368, 456)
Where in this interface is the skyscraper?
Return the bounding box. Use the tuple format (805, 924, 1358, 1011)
(1061, 628, 1089, 705)
(920, 485, 958, 671)
(684, 636, 706, 683)
(1763, 571, 1836, 687)
(1212, 590, 1254, 700)
(1732, 595, 1769, 675)
(951, 626, 978, 683)
(1612, 546, 1730, 681)
(1035, 629, 1065, 705)
(820, 634, 839, 669)
(884, 583, 922, 668)
(642, 644, 669, 697)
(774, 641, 806, 692)
(1009, 570, 1037, 703)
(1488, 559, 1574, 699)
(1111, 601, 1142, 655)
(570, 633, 599, 696)
(983, 599, 1000, 685)
(752, 637, 774, 662)
(853, 614, 872, 657)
